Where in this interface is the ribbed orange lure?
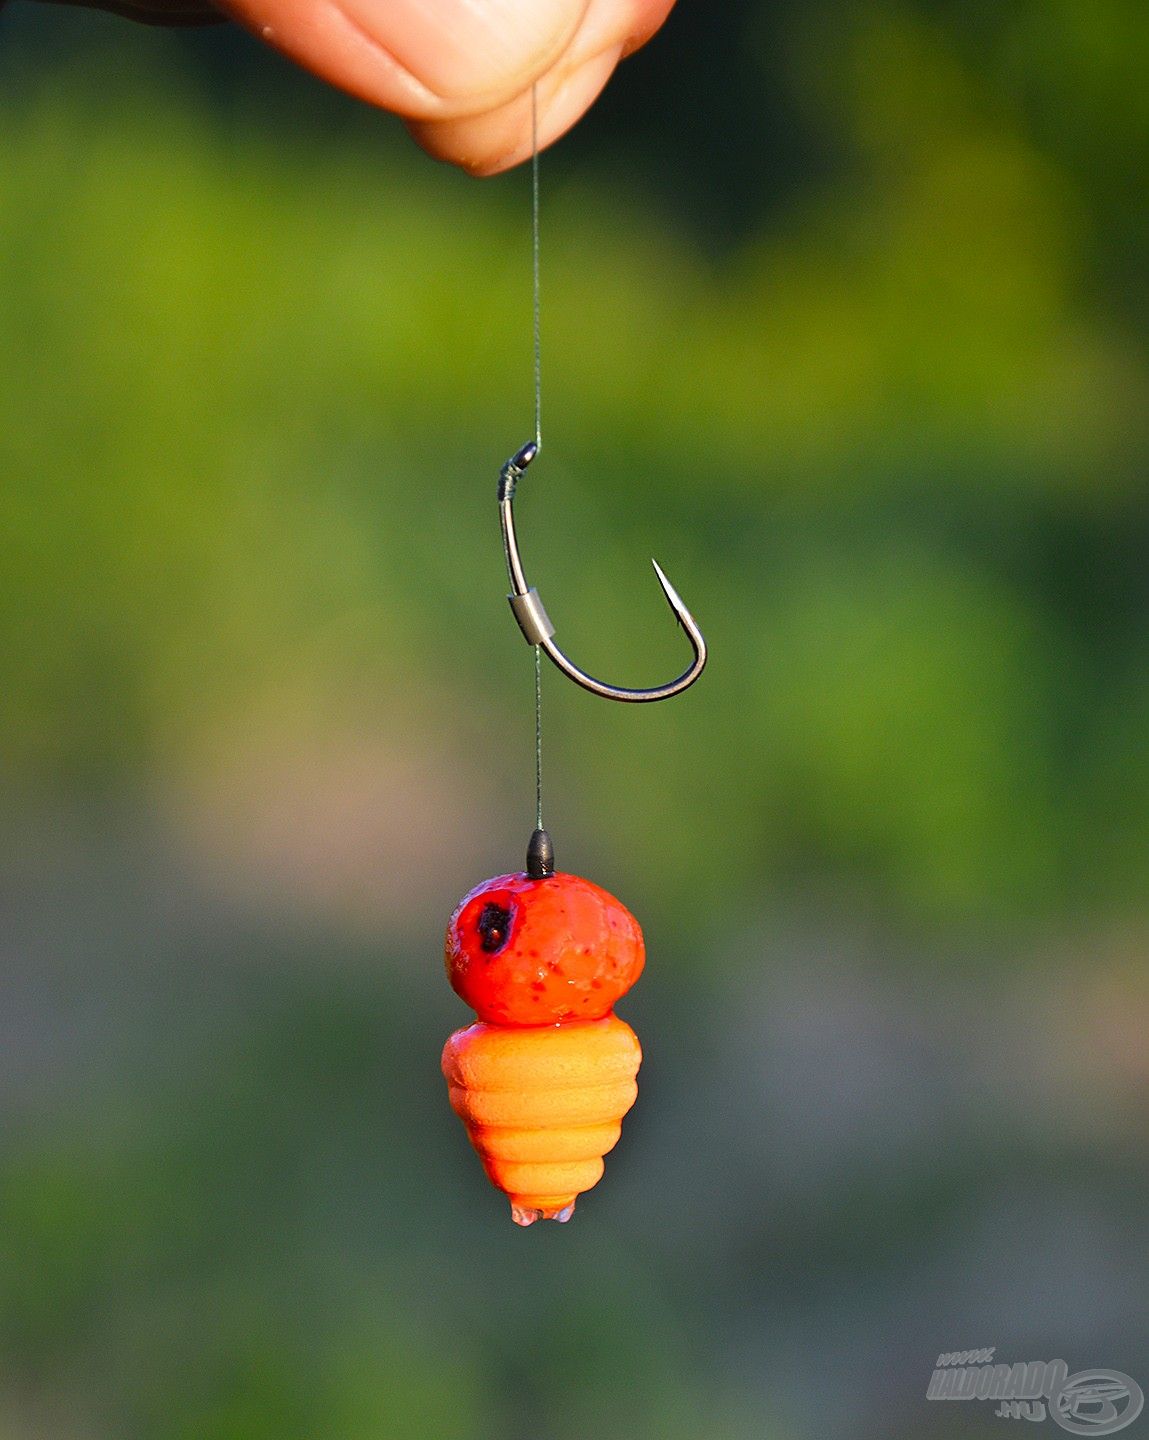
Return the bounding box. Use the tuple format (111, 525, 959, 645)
(442, 832, 644, 1224)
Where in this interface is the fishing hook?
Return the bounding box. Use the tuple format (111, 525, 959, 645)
(498, 442, 707, 703)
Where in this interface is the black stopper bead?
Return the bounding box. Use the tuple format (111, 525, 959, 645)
(526, 827, 555, 879)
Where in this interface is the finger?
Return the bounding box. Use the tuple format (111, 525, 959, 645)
(620, 0, 674, 55)
(214, 0, 676, 169)
(405, 43, 622, 175)
(216, 0, 586, 119)
(407, 0, 675, 173)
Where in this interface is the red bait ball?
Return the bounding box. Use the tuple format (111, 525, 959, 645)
(445, 870, 645, 1026)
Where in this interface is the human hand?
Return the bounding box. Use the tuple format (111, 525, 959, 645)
(30, 0, 674, 171)
(214, 0, 677, 174)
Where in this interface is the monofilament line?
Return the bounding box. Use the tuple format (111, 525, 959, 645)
(534, 643, 543, 831)
(531, 82, 542, 452)
(530, 83, 544, 832)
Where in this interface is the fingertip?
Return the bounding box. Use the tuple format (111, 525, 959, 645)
(406, 43, 623, 176)
(620, 0, 676, 56)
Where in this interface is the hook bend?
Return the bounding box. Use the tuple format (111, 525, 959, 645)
(498, 442, 707, 703)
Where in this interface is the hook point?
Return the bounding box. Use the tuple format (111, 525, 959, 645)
(650, 558, 688, 621)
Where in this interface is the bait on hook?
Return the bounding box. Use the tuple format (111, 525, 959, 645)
(441, 836, 645, 1226)
(441, 88, 707, 1226)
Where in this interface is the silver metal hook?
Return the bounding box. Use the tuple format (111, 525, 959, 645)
(498, 442, 707, 702)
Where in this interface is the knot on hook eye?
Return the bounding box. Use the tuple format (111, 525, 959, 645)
(496, 442, 707, 703)
(497, 441, 538, 503)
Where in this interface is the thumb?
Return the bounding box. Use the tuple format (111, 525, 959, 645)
(215, 0, 675, 173)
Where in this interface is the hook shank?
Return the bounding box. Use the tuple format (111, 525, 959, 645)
(498, 442, 707, 703)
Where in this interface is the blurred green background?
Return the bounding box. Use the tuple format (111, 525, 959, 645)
(1, 1, 1147, 1436)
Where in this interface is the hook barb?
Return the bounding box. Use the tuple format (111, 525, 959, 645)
(498, 443, 707, 703)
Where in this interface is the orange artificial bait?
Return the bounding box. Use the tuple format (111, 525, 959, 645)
(442, 830, 644, 1225)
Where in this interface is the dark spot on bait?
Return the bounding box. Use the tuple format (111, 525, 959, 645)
(477, 902, 513, 954)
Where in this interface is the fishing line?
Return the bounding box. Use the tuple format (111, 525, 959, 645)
(531, 82, 544, 835)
